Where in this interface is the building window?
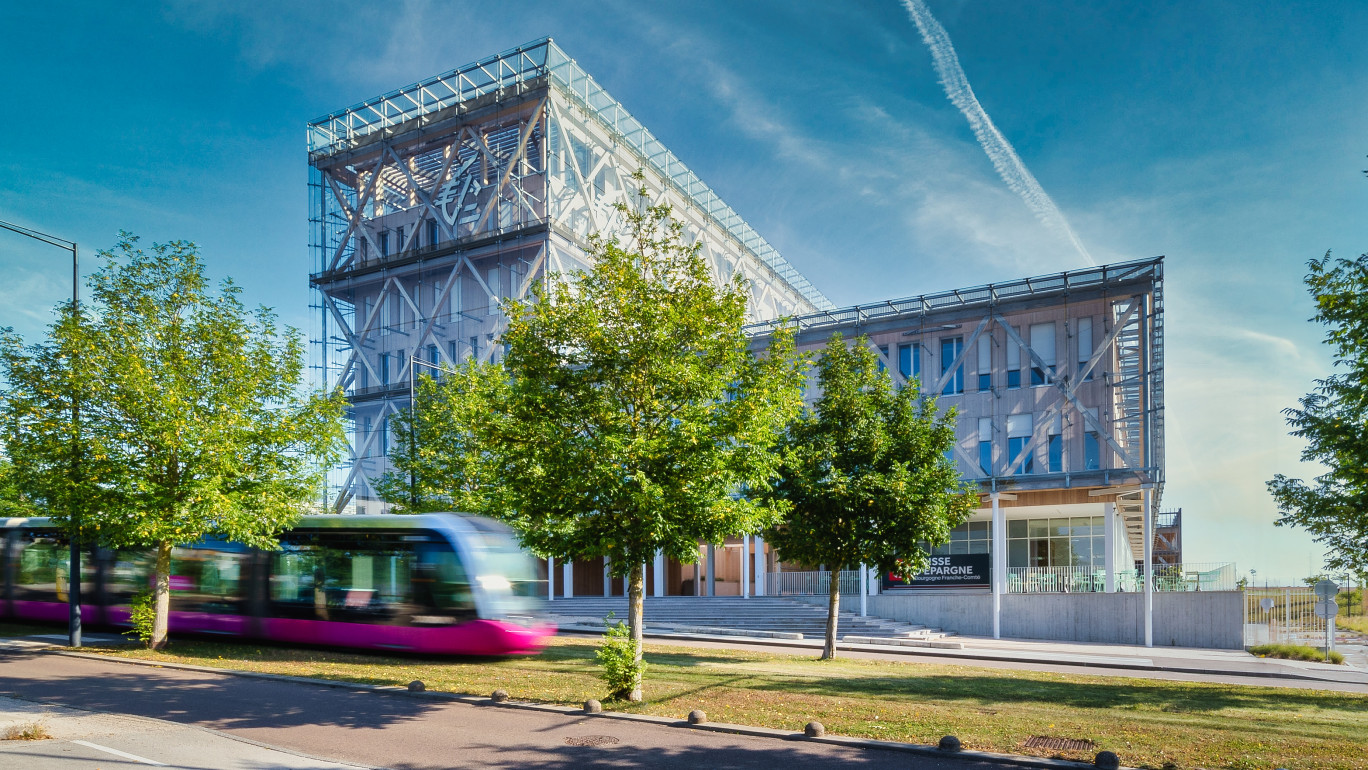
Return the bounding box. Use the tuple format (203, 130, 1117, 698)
(470, 335, 479, 361)
(1077, 316, 1093, 381)
(1030, 322, 1055, 386)
(1006, 325, 1022, 389)
(1085, 431, 1101, 470)
(978, 417, 993, 476)
(1007, 413, 1033, 474)
(899, 343, 919, 386)
(1047, 414, 1063, 473)
(429, 344, 440, 366)
(877, 345, 889, 374)
(379, 419, 389, 455)
(363, 416, 373, 457)
(940, 337, 964, 395)
(428, 218, 440, 247)
(931, 521, 992, 555)
(449, 341, 459, 364)
(379, 231, 390, 257)
(380, 353, 389, 385)
(977, 337, 991, 391)
(1007, 516, 1105, 570)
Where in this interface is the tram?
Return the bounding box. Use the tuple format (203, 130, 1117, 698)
(0, 513, 553, 655)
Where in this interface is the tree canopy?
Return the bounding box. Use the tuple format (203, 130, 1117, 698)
(380, 179, 807, 698)
(0, 234, 345, 647)
(765, 333, 976, 658)
(1268, 250, 1368, 577)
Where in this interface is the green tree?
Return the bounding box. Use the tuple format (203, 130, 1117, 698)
(382, 180, 806, 700)
(375, 359, 507, 514)
(0, 455, 37, 517)
(765, 333, 976, 659)
(1268, 251, 1368, 577)
(0, 234, 345, 649)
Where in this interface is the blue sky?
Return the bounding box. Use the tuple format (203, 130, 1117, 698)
(2, 1, 1364, 583)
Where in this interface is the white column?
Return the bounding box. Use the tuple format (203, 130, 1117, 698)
(868, 565, 880, 595)
(991, 493, 1006, 640)
(707, 544, 716, 596)
(741, 535, 750, 598)
(1103, 502, 1116, 593)
(563, 560, 574, 599)
(693, 552, 701, 597)
(1143, 484, 1154, 647)
(754, 535, 766, 597)
(603, 560, 611, 597)
(653, 550, 665, 597)
(547, 556, 555, 601)
(859, 564, 868, 617)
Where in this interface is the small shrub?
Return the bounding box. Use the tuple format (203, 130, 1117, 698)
(1248, 642, 1344, 664)
(595, 614, 645, 701)
(3, 720, 52, 741)
(126, 589, 156, 648)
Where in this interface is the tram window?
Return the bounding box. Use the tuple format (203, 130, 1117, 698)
(170, 542, 247, 613)
(416, 544, 474, 612)
(14, 531, 95, 604)
(104, 550, 154, 605)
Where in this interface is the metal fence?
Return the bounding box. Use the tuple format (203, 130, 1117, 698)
(766, 570, 862, 596)
(1243, 588, 1329, 647)
(1007, 562, 1238, 593)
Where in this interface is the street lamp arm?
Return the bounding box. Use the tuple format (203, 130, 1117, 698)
(0, 220, 77, 253)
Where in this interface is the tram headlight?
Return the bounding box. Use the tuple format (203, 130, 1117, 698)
(476, 575, 512, 592)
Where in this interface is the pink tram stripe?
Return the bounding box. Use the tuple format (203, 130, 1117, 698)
(10, 600, 553, 656)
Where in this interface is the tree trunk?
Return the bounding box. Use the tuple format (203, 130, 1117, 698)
(627, 561, 645, 702)
(822, 567, 840, 660)
(151, 541, 172, 651)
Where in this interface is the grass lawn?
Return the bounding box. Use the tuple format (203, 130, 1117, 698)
(64, 633, 1366, 770)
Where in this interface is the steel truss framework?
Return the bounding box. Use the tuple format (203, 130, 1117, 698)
(309, 39, 830, 511)
(746, 257, 1165, 556)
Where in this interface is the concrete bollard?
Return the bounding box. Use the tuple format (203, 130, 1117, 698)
(687, 710, 707, 725)
(407, 680, 425, 692)
(938, 735, 961, 752)
(584, 699, 602, 714)
(491, 689, 509, 703)
(1094, 750, 1120, 770)
(804, 721, 824, 738)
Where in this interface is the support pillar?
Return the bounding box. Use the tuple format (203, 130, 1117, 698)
(563, 560, 574, 599)
(859, 564, 868, 617)
(1143, 484, 1154, 647)
(1103, 502, 1116, 593)
(991, 493, 1005, 640)
(693, 551, 701, 597)
(741, 535, 750, 598)
(652, 550, 665, 597)
(754, 535, 766, 597)
(603, 560, 611, 597)
(547, 556, 555, 601)
(706, 544, 716, 597)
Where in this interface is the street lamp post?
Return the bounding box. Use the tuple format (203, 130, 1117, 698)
(0, 219, 82, 648)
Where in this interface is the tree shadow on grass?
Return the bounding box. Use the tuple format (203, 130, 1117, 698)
(741, 671, 1368, 716)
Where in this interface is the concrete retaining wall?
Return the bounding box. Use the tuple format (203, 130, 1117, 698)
(797, 590, 1246, 649)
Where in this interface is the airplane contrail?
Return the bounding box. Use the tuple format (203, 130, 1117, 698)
(900, 0, 1096, 266)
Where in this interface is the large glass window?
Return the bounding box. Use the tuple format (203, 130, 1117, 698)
(1077, 316, 1094, 381)
(1007, 516, 1106, 569)
(1085, 431, 1100, 470)
(169, 541, 248, 614)
(977, 337, 991, 391)
(1030, 322, 1055, 386)
(898, 344, 919, 386)
(1007, 414, 1033, 474)
(877, 345, 889, 374)
(977, 417, 993, 476)
(930, 521, 991, 556)
(1006, 325, 1022, 389)
(940, 337, 964, 395)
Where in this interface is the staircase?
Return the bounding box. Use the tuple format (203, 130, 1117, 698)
(543, 596, 953, 643)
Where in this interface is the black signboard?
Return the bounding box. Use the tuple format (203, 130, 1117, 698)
(881, 553, 991, 590)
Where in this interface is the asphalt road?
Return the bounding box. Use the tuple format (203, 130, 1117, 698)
(0, 650, 1022, 769)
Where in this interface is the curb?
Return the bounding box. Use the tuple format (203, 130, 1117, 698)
(27, 647, 1126, 770)
(557, 628, 1363, 686)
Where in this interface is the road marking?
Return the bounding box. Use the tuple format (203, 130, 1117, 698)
(70, 739, 168, 765)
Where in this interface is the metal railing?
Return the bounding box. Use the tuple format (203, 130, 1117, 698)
(1244, 588, 1328, 647)
(766, 570, 862, 596)
(1006, 562, 1237, 593)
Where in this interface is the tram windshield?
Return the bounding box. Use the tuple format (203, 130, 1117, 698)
(464, 529, 543, 618)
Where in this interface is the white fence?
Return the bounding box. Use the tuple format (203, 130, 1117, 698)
(766, 570, 862, 596)
(1008, 563, 1238, 593)
(1243, 587, 1329, 647)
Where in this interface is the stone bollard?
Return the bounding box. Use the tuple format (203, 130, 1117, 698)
(687, 710, 707, 725)
(491, 689, 509, 703)
(584, 699, 602, 714)
(938, 735, 962, 752)
(1094, 750, 1120, 770)
(804, 721, 824, 738)
(407, 680, 425, 692)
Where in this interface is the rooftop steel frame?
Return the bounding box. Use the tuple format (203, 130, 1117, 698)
(308, 37, 832, 312)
